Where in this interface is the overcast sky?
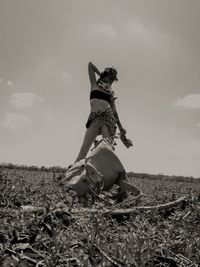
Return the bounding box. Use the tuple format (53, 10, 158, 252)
(0, 0, 200, 177)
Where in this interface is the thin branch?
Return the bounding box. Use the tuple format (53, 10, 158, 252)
(0, 196, 188, 217)
(71, 196, 188, 216)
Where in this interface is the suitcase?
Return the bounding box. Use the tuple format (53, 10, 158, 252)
(63, 139, 141, 197)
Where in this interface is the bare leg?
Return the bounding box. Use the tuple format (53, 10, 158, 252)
(101, 124, 111, 138)
(75, 118, 102, 163)
(102, 124, 116, 148)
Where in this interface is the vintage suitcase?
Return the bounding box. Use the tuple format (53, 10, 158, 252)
(63, 139, 141, 197)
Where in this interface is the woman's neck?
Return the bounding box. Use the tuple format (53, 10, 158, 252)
(97, 80, 112, 91)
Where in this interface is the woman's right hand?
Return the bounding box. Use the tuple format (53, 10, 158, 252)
(89, 62, 101, 76)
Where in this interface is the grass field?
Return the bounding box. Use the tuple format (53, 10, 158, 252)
(0, 167, 199, 266)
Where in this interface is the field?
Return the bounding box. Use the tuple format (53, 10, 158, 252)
(0, 167, 199, 266)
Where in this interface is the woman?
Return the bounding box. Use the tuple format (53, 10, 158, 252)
(75, 62, 132, 163)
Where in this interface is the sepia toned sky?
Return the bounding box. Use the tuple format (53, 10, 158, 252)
(0, 0, 200, 177)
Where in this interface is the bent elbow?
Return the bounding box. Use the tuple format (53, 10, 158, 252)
(88, 62, 93, 68)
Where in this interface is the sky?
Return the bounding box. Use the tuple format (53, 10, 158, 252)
(0, 0, 200, 177)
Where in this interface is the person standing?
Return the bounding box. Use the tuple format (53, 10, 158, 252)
(75, 62, 133, 163)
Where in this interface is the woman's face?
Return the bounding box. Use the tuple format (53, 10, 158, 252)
(102, 69, 118, 84)
(102, 75, 114, 84)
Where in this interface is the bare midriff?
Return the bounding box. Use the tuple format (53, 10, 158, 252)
(90, 83, 111, 113)
(90, 98, 110, 113)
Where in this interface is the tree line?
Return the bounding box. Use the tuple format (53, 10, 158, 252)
(0, 163, 199, 183)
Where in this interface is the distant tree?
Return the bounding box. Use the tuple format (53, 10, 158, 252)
(41, 166, 47, 172)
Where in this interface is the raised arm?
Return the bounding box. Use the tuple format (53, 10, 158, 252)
(88, 62, 101, 88)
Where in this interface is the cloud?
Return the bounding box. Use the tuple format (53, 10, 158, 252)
(0, 113, 31, 129)
(0, 78, 14, 87)
(127, 19, 150, 36)
(174, 94, 200, 109)
(7, 80, 14, 87)
(124, 18, 156, 43)
(197, 122, 200, 127)
(88, 23, 116, 39)
(121, 18, 171, 47)
(10, 92, 45, 108)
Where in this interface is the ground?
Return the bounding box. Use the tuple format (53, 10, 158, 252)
(0, 168, 199, 266)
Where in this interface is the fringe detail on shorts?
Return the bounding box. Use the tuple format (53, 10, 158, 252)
(86, 108, 117, 137)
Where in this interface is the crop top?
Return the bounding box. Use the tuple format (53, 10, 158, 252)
(90, 89, 113, 104)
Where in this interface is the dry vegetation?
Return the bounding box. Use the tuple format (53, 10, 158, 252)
(0, 167, 199, 266)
